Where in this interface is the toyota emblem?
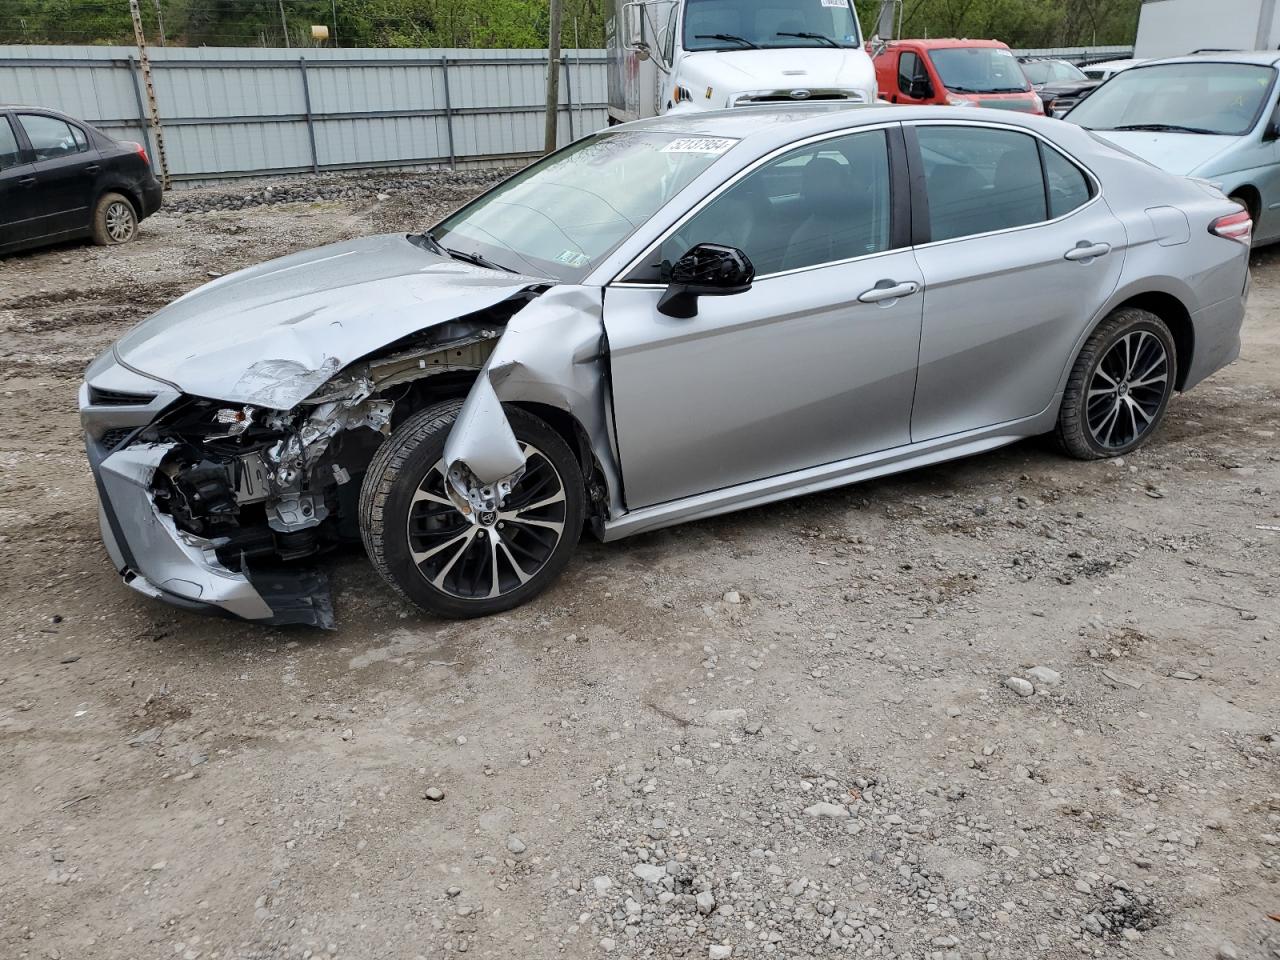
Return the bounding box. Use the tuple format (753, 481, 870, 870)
(790, 89, 812, 100)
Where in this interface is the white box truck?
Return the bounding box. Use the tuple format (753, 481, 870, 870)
(605, 0, 878, 123)
(1135, 0, 1280, 58)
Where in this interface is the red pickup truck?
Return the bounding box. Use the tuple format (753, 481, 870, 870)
(872, 39, 1044, 115)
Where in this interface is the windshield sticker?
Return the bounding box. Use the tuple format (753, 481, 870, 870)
(554, 250, 591, 267)
(820, 0, 845, 7)
(661, 137, 736, 155)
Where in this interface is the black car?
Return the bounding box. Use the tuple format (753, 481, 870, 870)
(0, 106, 163, 256)
(1018, 57, 1101, 117)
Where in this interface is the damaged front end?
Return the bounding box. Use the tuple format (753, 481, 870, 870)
(83, 323, 518, 629)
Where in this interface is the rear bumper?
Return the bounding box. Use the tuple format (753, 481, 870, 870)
(1184, 289, 1246, 391)
(138, 177, 163, 219)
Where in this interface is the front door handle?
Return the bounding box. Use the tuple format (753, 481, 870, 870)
(84, 164, 101, 174)
(18, 176, 36, 187)
(1064, 242, 1111, 262)
(858, 280, 920, 303)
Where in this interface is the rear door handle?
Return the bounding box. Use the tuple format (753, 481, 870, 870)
(1064, 242, 1111, 262)
(858, 280, 920, 303)
(84, 164, 101, 174)
(18, 176, 36, 187)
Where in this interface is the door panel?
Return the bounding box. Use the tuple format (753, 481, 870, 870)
(604, 251, 925, 508)
(0, 115, 39, 248)
(909, 124, 1126, 441)
(16, 114, 97, 236)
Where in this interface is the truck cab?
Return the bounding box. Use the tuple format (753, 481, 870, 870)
(607, 0, 877, 123)
(873, 39, 1044, 115)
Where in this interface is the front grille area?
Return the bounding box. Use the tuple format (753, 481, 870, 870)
(98, 427, 135, 450)
(977, 99, 1036, 112)
(735, 90, 863, 105)
(88, 386, 157, 406)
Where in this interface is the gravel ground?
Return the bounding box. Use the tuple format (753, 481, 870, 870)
(1, 171, 1279, 960)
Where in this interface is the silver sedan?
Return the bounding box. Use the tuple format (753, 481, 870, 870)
(80, 104, 1249, 626)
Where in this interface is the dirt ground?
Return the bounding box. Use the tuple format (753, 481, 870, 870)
(1, 176, 1278, 960)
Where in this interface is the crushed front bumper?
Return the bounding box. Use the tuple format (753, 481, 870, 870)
(81, 367, 335, 629)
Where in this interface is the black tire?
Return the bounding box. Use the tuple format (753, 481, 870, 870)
(359, 400, 585, 619)
(1056, 307, 1177, 460)
(91, 192, 139, 245)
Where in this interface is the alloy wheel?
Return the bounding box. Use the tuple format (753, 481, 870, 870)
(105, 201, 136, 242)
(1085, 330, 1169, 450)
(405, 444, 567, 600)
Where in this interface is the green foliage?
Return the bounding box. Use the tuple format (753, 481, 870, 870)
(0, 0, 1136, 50)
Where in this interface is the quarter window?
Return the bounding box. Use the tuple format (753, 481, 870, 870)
(1042, 144, 1092, 218)
(17, 114, 86, 162)
(917, 126, 1046, 241)
(652, 129, 894, 277)
(0, 117, 21, 170)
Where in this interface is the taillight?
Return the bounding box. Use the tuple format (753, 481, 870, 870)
(1211, 208, 1252, 245)
(125, 140, 150, 166)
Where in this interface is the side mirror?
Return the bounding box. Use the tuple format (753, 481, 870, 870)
(1264, 104, 1280, 141)
(622, 1, 644, 49)
(657, 244, 754, 319)
(910, 78, 934, 100)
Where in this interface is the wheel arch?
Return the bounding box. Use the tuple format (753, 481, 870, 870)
(1106, 290, 1195, 391)
(1227, 184, 1261, 223)
(96, 183, 142, 218)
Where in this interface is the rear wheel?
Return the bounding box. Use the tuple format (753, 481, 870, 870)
(91, 192, 138, 245)
(1056, 307, 1177, 460)
(359, 401, 585, 619)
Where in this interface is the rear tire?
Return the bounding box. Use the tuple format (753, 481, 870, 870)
(359, 401, 585, 619)
(1056, 307, 1177, 460)
(91, 192, 138, 245)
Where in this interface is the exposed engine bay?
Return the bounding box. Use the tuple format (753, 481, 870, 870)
(133, 313, 534, 617)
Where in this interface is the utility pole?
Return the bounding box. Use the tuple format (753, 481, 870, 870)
(543, 0, 563, 154)
(151, 0, 166, 45)
(331, 0, 338, 45)
(129, 0, 170, 188)
(279, 0, 291, 47)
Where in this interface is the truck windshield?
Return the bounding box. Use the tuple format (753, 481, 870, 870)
(430, 131, 736, 282)
(1067, 61, 1276, 136)
(928, 47, 1030, 94)
(683, 0, 860, 52)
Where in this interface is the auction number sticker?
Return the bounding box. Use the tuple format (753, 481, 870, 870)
(820, 0, 846, 7)
(661, 137, 736, 155)
(555, 250, 591, 267)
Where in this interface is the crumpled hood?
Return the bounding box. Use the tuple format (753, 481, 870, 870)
(1088, 130, 1237, 176)
(114, 234, 540, 409)
(679, 48, 876, 105)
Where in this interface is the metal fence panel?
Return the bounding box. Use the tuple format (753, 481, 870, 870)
(0, 44, 609, 183)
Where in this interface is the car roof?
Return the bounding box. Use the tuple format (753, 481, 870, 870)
(623, 102, 1059, 144)
(883, 38, 1009, 50)
(1139, 50, 1280, 67)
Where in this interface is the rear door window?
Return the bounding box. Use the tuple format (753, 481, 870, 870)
(17, 114, 86, 162)
(916, 125, 1047, 241)
(0, 116, 22, 170)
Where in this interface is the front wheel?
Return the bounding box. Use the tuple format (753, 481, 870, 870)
(359, 401, 585, 619)
(1056, 307, 1177, 460)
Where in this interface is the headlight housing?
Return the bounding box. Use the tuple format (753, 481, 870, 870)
(946, 94, 978, 108)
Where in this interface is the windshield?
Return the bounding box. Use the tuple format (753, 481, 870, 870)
(1022, 59, 1086, 85)
(928, 47, 1029, 94)
(1068, 61, 1276, 135)
(431, 131, 736, 281)
(682, 0, 861, 52)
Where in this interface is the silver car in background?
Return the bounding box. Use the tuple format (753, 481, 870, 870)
(1067, 52, 1280, 244)
(80, 104, 1250, 626)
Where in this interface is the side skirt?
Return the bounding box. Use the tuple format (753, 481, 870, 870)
(601, 406, 1059, 542)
